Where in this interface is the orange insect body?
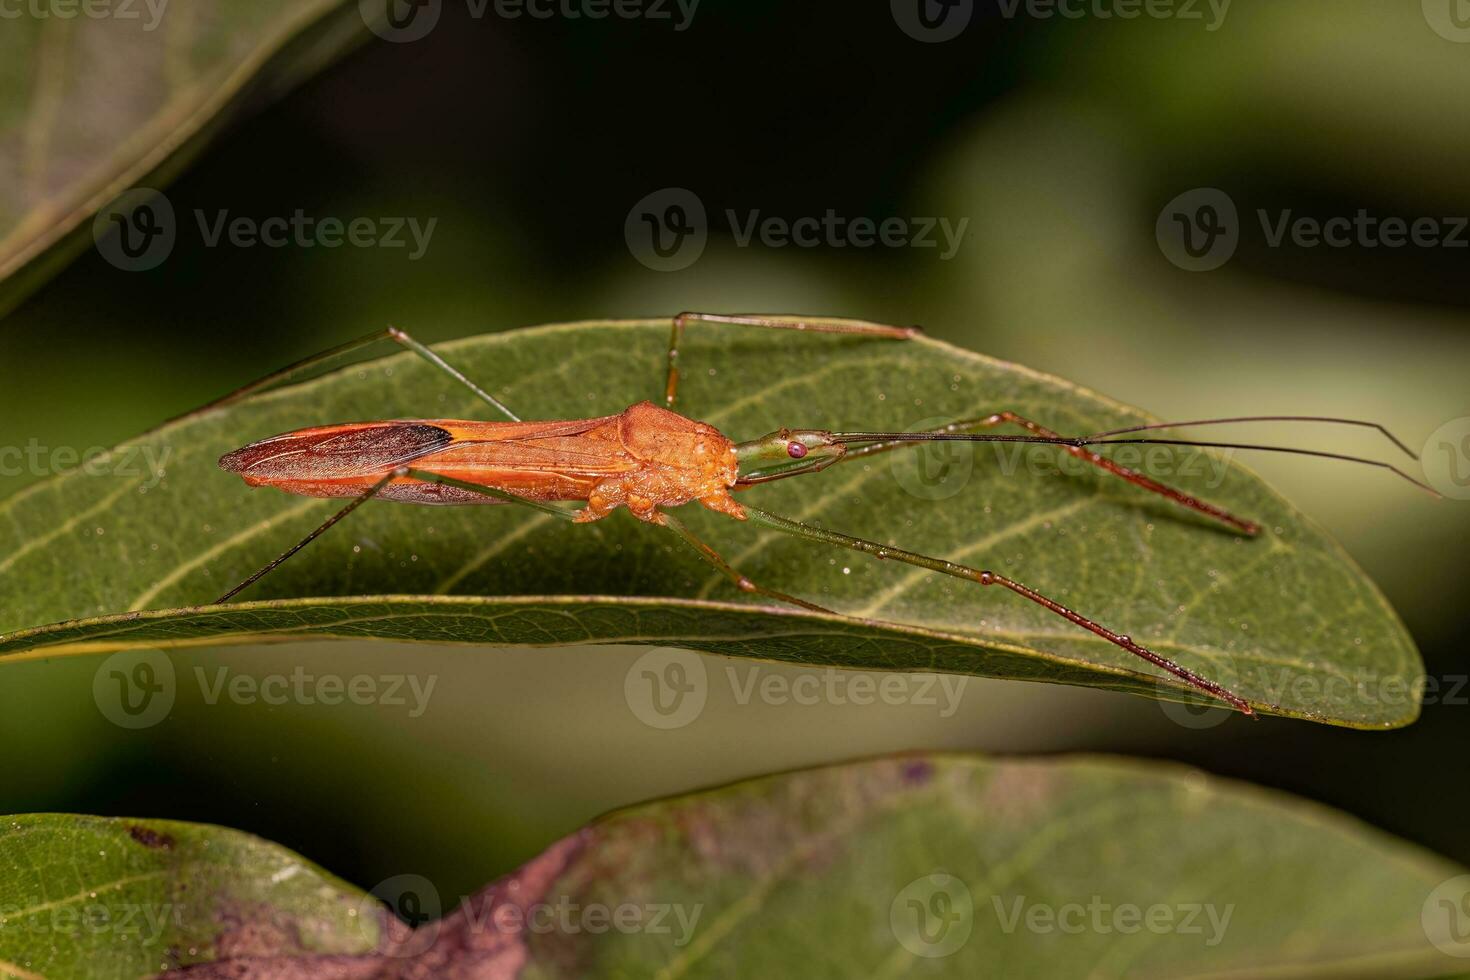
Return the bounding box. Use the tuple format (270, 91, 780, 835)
(219, 400, 745, 525)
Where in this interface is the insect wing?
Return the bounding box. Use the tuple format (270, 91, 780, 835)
(219, 422, 456, 479)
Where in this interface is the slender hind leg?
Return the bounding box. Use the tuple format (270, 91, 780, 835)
(739, 502, 1255, 715)
(214, 471, 403, 603)
(172, 325, 519, 428)
(214, 468, 582, 603)
(664, 312, 919, 409)
(843, 412, 1260, 535)
(661, 511, 834, 614)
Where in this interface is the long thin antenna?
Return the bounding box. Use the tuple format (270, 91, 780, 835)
(1086, 438, 1438, 496)
(828, 431, 1441, 498)
(1087, 416, 1419, 460)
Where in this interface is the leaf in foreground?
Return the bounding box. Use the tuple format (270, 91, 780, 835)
(0, 319, 1425, 726)
(2, 755, 1464, 978)
(0, 813, 376, 977)
(0, 0, 366, 311)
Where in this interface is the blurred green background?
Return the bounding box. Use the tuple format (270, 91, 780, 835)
(2, 0, 1469, 903)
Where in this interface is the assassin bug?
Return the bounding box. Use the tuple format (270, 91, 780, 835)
(211, 313, 1435, 716)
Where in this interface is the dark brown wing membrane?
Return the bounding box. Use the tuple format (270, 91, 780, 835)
(219, 423, 455, 479)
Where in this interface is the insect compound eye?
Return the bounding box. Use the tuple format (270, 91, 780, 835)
(786, 441, 808, 459)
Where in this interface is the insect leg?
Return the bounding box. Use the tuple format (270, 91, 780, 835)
(400, 469, 579, 520)
(664, 312, 919, 408)
(740, 502, 1255, 715)
(170, 326, 519, 428)
(216, 468, 583, 603)
(661, 511, 835, 614)
(214, 470, 402, 604)
(842, 412, 1259, 535)
(392, 474, 827, 613)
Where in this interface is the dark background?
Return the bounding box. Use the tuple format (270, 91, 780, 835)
(2, 0, 1468, 901)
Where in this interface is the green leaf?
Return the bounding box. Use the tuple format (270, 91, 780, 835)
(7, 755, 1465, 978)
(0, 813, 377, 977)
(0, 0, 366, 312)
(0, 318, 1424, 727)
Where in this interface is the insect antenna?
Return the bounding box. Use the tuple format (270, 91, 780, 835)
(1086, 415, 1419, 459)
(829, 425, 1440, 497)
(1084, 438, 1436, 495)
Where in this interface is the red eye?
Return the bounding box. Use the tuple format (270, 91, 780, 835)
(787, 442, 808, 459)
